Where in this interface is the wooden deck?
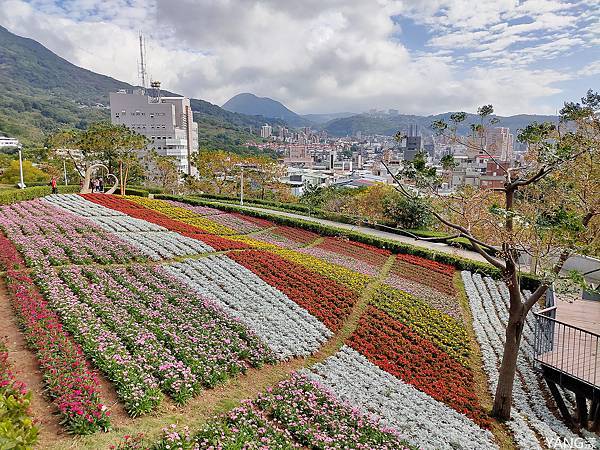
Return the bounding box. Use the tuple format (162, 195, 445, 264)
(537, 299, 600, 387)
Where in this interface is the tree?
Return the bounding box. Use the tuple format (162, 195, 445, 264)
(0, 160, 49, 184)
(193, 150, 241, 195)
(440, 154, 458, 170)
(382, 90, 600, 421)
(245, 156, 286, 200)
(148, 151, 180, 194)
(47, 122, 147, 193)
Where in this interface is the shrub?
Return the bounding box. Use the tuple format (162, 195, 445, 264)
(0, 340, 39, 449)
(0, 185, 80, 205)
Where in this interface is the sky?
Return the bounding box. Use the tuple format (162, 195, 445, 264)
(0, 0, 599, 116)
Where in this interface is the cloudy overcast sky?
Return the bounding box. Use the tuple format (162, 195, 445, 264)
(1, 0, 598, 115)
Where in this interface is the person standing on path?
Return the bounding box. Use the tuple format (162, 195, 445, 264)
(51, 177, 58, 194)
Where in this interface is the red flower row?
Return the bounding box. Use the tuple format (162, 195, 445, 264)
(0, 234, 110, 434)
(318, 237, 391, 267)
(396, 253, 455, 276)
(231, 212, 274, 229)
(228, 250, 358, 332)
(348, 306, 490, 428)
(271, 226, 319, 245)
(389, 259, 456, 296)
(82, 194, 248, 251)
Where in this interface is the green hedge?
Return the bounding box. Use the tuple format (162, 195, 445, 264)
(0, 185, 80, 205)
(158, 194, 540, 290)
(124, 188, 149, 197)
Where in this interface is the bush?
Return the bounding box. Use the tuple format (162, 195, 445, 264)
(124, 188, 149, 197)
(0, 185, 80, 205)
(0, 340, 39, 449)
(158, 194, 540, 290)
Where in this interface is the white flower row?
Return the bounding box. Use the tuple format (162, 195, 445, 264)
(462, 271, 596, 449)
(45, 194, 124, 217)
(165, 255, 332, 360)
(43, 195, 214, 258)
(302, 346, 497, 450)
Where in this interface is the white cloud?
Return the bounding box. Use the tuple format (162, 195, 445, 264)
(0, 0, 597, 116)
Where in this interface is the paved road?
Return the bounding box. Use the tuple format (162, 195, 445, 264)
(220, 202, 489, 264)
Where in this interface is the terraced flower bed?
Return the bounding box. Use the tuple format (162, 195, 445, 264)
(254, 225, 319, 248)
(151, 374, 416, 450)
(229, 249, 360, 332)
(0, 193, 579, 449)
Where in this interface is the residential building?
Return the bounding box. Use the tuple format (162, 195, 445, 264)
(109, 83, 199, 176)
(486, 127, 514, 161)
(404, 125, 423, 161)
(0, 136, 20, 148)
(260, 124, 273, 138)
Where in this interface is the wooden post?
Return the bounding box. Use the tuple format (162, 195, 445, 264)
(545, 379, 574, 427)
(575, 393, 588, 429)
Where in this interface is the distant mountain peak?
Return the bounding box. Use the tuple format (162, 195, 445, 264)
(222, 93, 311, 127)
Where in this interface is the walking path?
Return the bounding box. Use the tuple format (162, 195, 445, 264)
(215, 202, 490, 264)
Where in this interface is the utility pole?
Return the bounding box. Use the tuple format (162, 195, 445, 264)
(240, 166, 244, 206)
(63, 160, 68, 185)
(17, 145, 25, 189)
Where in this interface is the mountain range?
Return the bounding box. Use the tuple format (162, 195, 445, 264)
(1, 23, 558, 148)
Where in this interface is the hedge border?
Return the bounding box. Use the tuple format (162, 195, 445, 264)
(0, 185, 80, 205)
(157, 194, 540, 291)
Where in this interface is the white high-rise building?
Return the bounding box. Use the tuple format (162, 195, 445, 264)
(260, 124, 272, 138)
(109, 83, 199, 176)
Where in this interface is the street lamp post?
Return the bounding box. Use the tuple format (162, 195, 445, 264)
(17, 145, 26, 189)
(237, 164, 259, 206)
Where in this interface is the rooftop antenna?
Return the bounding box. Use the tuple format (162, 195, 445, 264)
(138, 31, 148, 90)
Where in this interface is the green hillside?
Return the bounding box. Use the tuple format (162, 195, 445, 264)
(0, 25, 284, 152)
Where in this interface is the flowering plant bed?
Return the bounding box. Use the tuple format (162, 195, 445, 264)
(254, 225, 319, 248)
(347, 306, 489, 427)
(45, 194, 216, 259)
(388, 255, 456, 296)
(150, 374, 415, 450)
(0, 340, 39, 448)
(83, 194, 248, 250)
(166, 256, 331, 360)
(0, 200, 143, 266)
(305, 346, 497, 450)
(272, 248, 372, 293)
(229, 249, 359, 332)
(371, 285, 470, 363)
(0, 234, 111, 434)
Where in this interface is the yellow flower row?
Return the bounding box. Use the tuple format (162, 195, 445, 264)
(371, 284, 470, 365)
(271, 248, 372, 293)
(125, 196, 238, 235)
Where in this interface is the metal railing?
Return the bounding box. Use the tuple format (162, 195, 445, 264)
(534, 306, 600, 388)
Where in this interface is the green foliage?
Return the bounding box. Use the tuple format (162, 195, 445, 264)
(0, 160, 49, 184)
(0, 341, 39, 450)
(0, 185, 79, 205)
(440, 154, 458, 170)
(384, 196, 433, 229)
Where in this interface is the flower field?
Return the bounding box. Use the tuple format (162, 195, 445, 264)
(0, 193, 580, 449)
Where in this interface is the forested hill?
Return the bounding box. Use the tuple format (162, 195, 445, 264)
(0, 25, 284, 151)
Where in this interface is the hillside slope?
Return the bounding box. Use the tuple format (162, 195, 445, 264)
(323, 112, 558, 137)
(0, 25, 283, 151)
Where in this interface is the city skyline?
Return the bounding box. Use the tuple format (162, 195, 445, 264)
(0, 0, 598, 116)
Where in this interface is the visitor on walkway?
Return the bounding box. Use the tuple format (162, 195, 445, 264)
(98, 178, 104, 193)
(51, 177, 57, 194)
